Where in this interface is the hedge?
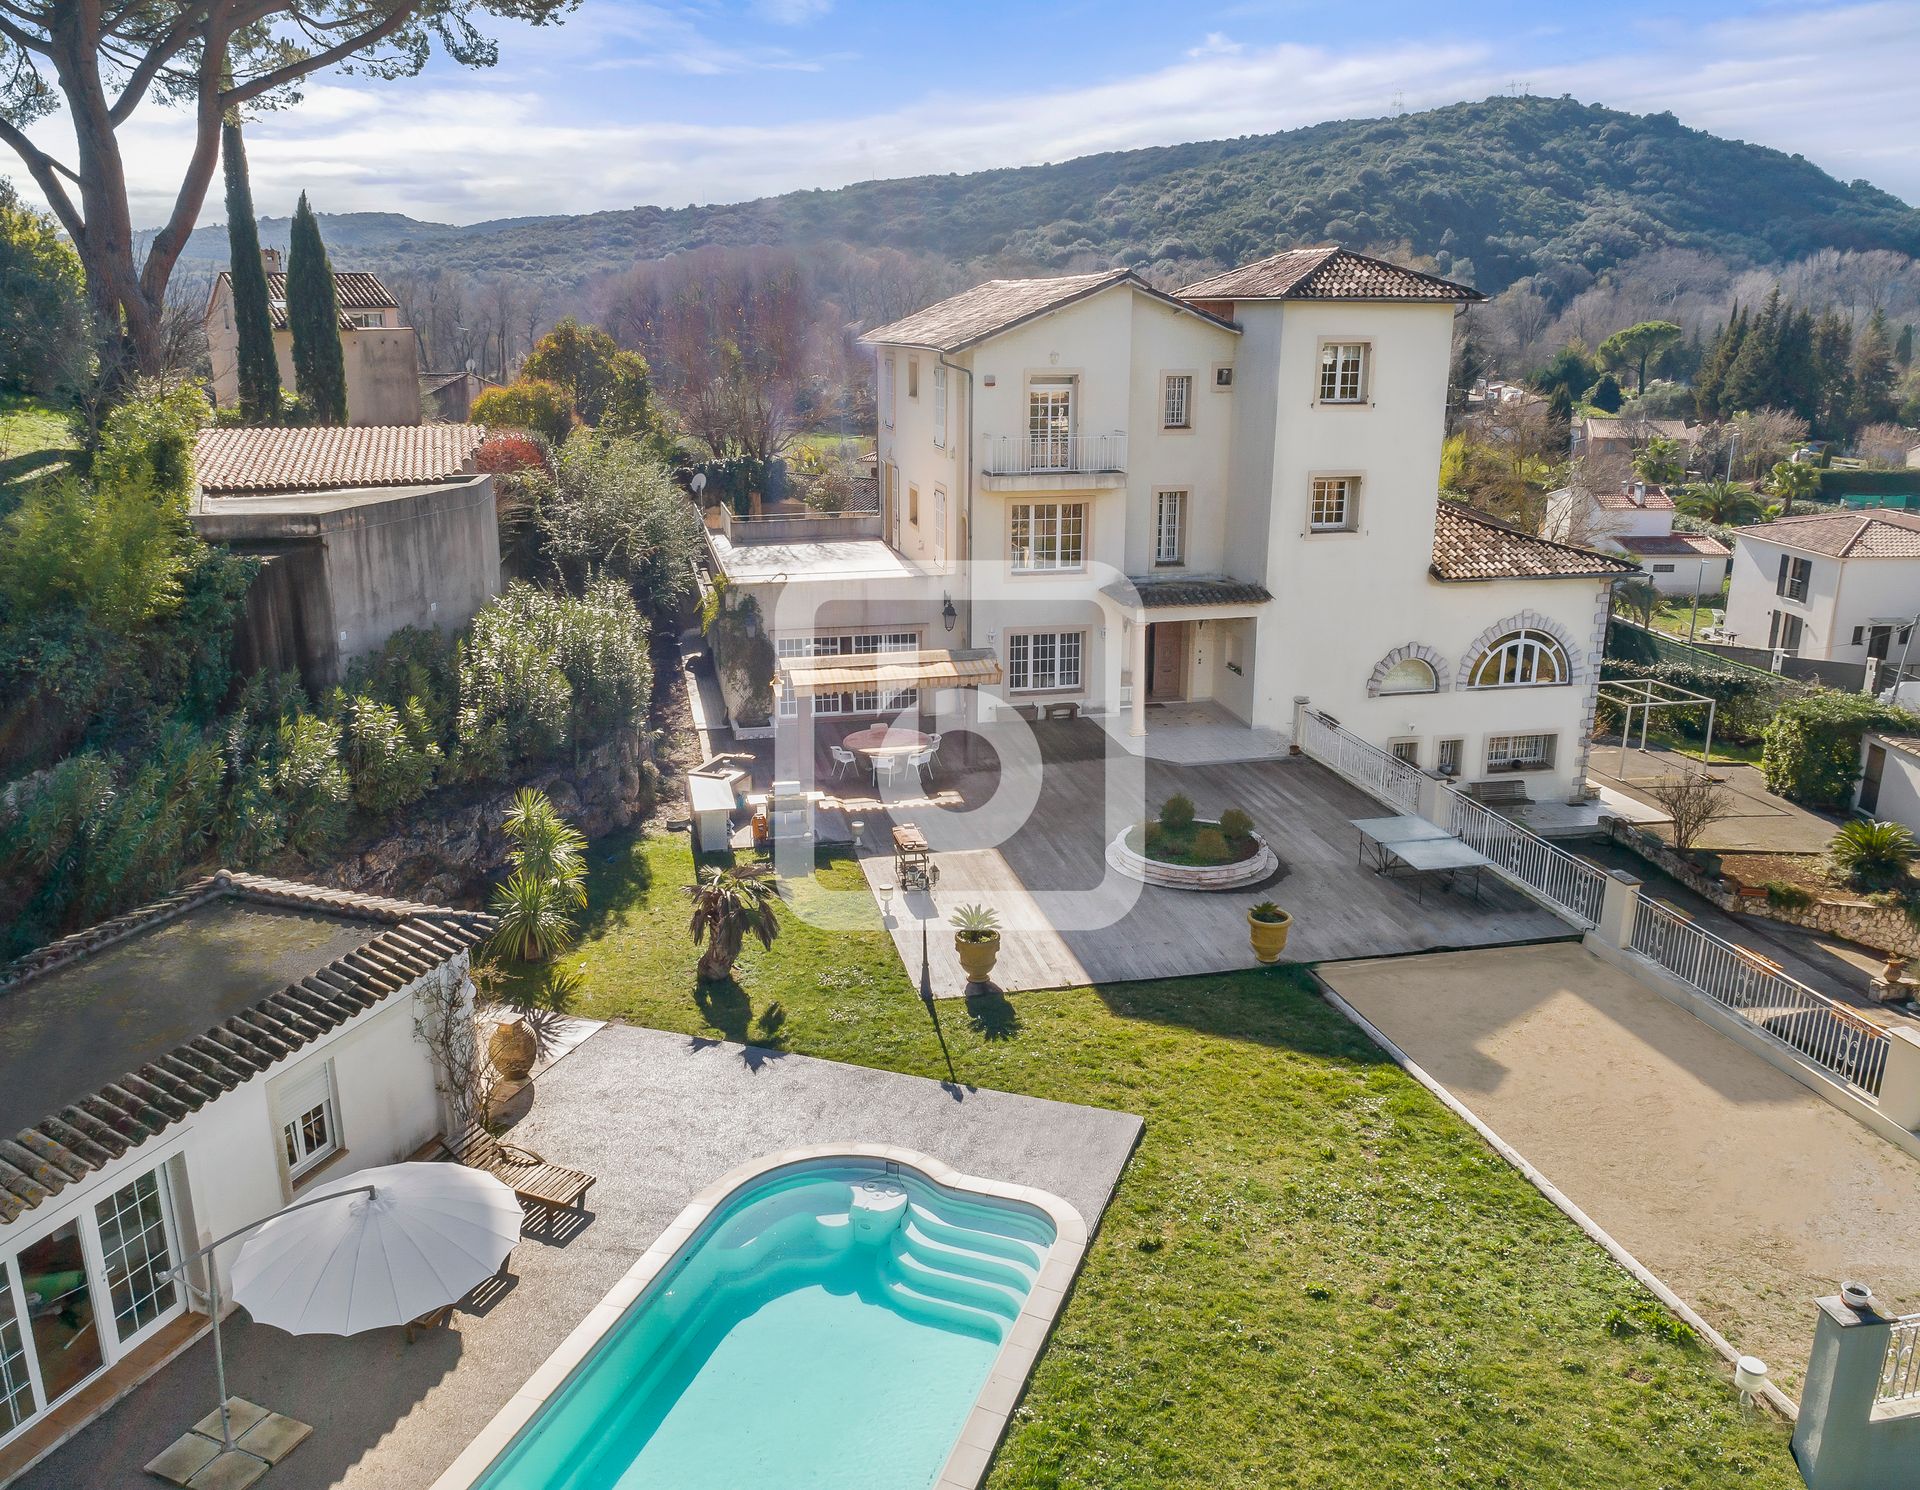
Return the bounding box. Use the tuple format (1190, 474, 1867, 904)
(1760, 692, 1920, 808)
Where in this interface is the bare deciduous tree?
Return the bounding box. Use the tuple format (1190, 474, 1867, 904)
(1646, 771, 1733, 854)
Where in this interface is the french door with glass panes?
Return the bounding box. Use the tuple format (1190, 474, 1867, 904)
(1027, 383, 1073, 470)
(0, 1161, 186, 1448)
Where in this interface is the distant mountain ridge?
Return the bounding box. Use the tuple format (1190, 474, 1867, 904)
(173, 95, 1920, 295)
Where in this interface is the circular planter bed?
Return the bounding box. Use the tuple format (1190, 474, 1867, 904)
(1105, 822, 1279, 891)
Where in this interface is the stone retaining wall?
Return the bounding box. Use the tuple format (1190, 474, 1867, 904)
(1608, 817, 1920, 959)
(319, 733, 654, 906)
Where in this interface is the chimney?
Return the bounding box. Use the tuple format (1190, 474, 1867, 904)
(260, 247, 283, 274)
(1633, 481, 1647, 506)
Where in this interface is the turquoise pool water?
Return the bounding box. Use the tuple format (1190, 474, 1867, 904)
(472, 1160, 1055, 1490)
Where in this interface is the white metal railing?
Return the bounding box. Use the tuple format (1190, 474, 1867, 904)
(1298, 710, 1422, 815)
(1444, 788, 1606, 924)
(982, 431, 1127, 476)
(1881, 1317, 1920, 1404)
(1630, 897, 1890, 1097)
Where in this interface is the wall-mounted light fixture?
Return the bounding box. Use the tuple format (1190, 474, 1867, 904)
(942, 594, 958, 632)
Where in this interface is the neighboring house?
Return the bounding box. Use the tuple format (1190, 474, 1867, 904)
(714, 245, 1632, 802)
(421, 368, 501, 423)
(1543, 478, 1731, 597)
(0, 871, 489, 1467)
(1907, 443, 1920, 470)
(206, 250, 422, 425)
(1856, 732, 1920, 827)
(1573, 416, 1704, 465)
(1722, 509, 1920, 661)
(190, 424, 497, 690)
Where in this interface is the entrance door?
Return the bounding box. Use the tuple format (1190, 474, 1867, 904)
(1868, 626, 1894, 661)
(1147, 622, 1188, 703)
(1861, 744, 1887, 814)
(13, 1220, 103, 1410)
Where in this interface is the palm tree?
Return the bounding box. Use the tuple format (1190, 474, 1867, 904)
(1767, 459, 1822, 518)
(1674, 480, 1761, 526)
(686, 865, 781, 981)
(1828, 819, 1917, 892)
(1632, 435, 1686, 486)
(488, 789, 587, 962)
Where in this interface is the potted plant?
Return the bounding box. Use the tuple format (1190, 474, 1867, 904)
(1247, 901, 1292, 964)
(951, 903, 1002, 984)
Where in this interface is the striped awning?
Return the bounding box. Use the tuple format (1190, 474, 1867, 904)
(777, 647, 1003, 698)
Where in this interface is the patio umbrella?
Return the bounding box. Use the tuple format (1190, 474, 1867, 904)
(230, 1162, 521, 1336)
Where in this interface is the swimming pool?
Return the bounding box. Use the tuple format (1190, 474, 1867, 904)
(436, 1146, 1085, 1490)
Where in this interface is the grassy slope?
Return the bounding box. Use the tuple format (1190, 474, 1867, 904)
(0, 393, 78, 484)
(508, 831, 1796, 1489)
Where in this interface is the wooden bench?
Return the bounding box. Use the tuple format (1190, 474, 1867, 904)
(1465, 778, 1532, 808)
(431, 1124, 596, 1230)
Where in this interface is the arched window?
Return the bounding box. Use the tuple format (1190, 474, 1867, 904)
(1469, 629, 1568, 688)
(1377, 657, 1438, 695)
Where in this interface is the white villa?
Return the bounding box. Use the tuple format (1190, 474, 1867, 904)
(1543, 478, 1731, 598)
(708, 246, 1633, 802)
(1722, 508, 1920, 662)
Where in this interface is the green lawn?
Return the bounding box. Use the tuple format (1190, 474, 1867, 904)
(0, 392, 78, 482)
(507, 831, 1797, 1489)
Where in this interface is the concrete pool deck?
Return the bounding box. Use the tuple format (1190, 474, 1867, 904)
(14, 1025, 1142, 1490)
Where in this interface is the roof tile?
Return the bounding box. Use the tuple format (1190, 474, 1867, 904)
(862, 269, 1235, 352)
(1432, 500, 1637, 582)
(1737, 508, 1920, 559)
(194, 424, 486, 495)
(1177, 246, 1481, 303)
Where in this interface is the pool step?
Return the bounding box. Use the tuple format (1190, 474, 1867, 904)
(895, 1223, 1034, 1299)
(889, 1245, 1025, 1322)
(880, 1274, 1010, 1342)
(903, 1202, 1048, 1271)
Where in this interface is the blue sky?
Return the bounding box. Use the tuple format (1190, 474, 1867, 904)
(16, 0, 1920, 227)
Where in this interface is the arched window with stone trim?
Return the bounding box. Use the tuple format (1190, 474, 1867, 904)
(1467, 628, 1569, 688)
(1378, 657, 1438, 694)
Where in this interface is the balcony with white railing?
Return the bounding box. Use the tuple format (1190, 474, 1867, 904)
(981, 431, 1128, 490)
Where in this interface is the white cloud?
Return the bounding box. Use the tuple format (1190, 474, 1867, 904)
(751, 0, 833, 22)
(9, 1, 1917, 232)
(1187, 32, 1244, 59)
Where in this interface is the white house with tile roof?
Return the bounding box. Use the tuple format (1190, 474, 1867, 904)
(1544, 478, 1731, 597)
(721, 246, 1631, 801)
(0, 872, 490, 1471)
(1723, 508, 1920, 662)
(205, 252, 422, 426)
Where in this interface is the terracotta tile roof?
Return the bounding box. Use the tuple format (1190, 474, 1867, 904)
(215, 269, 398, 330)
(194, 424, 486, 495)
(1101, 576, 1273, 609)
(1593, 483, 1677, 512)
(1431, 500, 1637, 582)
(1614, 533, 1731, 557)
(1737, 508, 1920, 559)
(0, 870, 494, 1222)
(1578, 417, 1704, 446)
(1177, 246, 1481, 303)
(861, 269, 1236, 352)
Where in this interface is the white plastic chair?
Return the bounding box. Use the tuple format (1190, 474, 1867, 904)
(873, 752, 908, 789)
(907, 747, 934, 787)
(829, 745, 857, 780)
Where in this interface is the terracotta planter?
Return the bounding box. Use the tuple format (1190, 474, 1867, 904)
(955, 930, 1001, 984)
(1248, 910, 1292, 965)
(489, 1015, 538, 1081)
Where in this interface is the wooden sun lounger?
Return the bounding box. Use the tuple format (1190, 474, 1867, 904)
(431, 1123, 596, 1229)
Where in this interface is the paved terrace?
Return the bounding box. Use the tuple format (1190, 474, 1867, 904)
(761, 719, 1576, 998)
(18, 1027, 1141, 1490)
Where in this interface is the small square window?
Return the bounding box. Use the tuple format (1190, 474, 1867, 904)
(1318, 343, 1368, 403)
(1310, 477, 1357, 532)
(1213, 364, 1234, 389)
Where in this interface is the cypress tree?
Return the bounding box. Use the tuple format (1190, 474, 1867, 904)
(1693, 304, 1743, 421)
(1811, 311, 1855, 436)
(1722, 286, 1784, 414)
(1895, 323, 1914, 369)
(286, 191, 348, 424)
(222, 122, 281, 422)
(1850, 308, 1898, 431)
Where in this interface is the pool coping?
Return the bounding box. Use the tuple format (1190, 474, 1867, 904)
(426, 1141, 1091, 1490)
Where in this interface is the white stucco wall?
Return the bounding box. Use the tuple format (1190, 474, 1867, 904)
(204, 280, 420, 426)
(1857, 735, 1920, 832)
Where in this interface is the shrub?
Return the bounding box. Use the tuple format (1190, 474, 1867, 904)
(474, 432, 551, 476)
(338, 693, 440, 814)
(343, 626, 459, 744)
(1192, 827, 1230, 863)
(1159, 794, 1196, 832)
(1761, 693, 1920, 807)
(268, 712, 350, 860)
(1828, 819, 1917, 892)
(488, 789, 587, 962)
(472, 378, 574, 444)
(1219, 807, 1254, 841)
(542, 432, 704, 626)
(1764, 880, 1814, 908)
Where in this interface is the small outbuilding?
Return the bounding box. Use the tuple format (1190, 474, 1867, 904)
(0, 871, 491, 1474)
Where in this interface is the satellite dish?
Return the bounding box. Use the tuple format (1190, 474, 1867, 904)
(465, 357, 476, 374)
(691, 472, 708, 496)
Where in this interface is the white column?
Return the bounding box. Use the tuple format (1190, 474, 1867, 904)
(1130, 621, 1148, 738)
(1593, 869, 1642, 951)
(1880, 1027, 1920, 1132)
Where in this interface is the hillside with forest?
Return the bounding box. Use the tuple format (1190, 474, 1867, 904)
(176, 95, 1919, 296)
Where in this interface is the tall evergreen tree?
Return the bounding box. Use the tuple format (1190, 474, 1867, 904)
(286, 192, 348, 424)
(1776, 306, 1818, 426)
(1896, 323, 1915, 370)
(1693, 305, 1744, 421)
(1722, 286, 1784, 414)
(1850, 308, 1898, 432)
(221, 122, 281, 423)
(1811, 310, 1854, 435)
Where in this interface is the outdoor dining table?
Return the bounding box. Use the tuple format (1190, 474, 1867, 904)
(841, 725, 929, 759)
